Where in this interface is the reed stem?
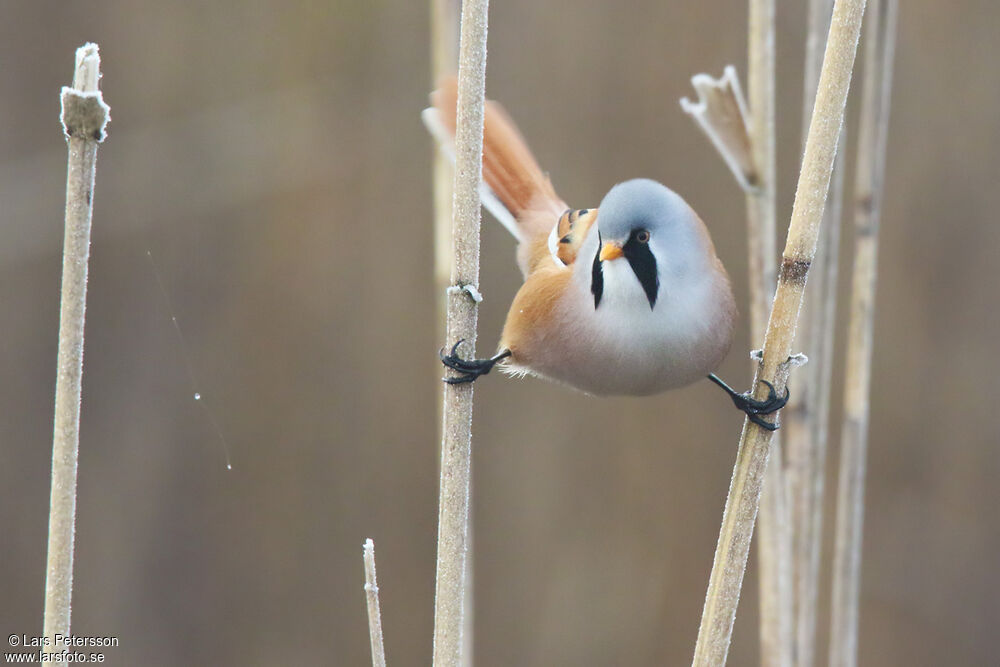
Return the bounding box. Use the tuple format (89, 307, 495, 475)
(363, 539, 388, 667)
(783, 2, 845, 663)
(432, 1, 490, 665)
(43, 44, 109, 664)
(746, 2, 792, 665)
(692, 2, 868, 663)
(828, 2, 897, 664)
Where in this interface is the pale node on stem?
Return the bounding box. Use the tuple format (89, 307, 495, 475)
(680, 66, 756, 191)
(829, 1, 897, 665)
(432, 1, 490, 666)
(692, 0, 869, 664)
(363, 539, 387, 667)
(44, 42, 109, 666)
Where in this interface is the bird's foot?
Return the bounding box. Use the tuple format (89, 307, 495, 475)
(707, 373, 790, 431)
(439, 340, 511, 384)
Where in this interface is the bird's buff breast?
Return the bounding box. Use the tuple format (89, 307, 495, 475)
(502, 267, 734, 396)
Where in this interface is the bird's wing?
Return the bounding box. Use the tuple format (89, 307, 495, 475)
(552, 208, 598, 266)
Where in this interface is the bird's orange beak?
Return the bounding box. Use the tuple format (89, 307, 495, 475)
(599, 242, 624, 262)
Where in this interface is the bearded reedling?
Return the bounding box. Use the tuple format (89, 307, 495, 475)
(425, 79, 787, 429)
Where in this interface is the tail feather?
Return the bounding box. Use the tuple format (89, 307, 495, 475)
(429, 77, 566, 238)
(422, 107, 521, 238)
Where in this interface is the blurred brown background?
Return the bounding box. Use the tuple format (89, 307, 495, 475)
(1, 1, 998, 665)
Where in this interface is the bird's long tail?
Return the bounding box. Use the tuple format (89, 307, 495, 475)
(424, 77, 566, 241)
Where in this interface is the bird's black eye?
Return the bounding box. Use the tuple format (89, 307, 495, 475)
(635, 229, 650, 243)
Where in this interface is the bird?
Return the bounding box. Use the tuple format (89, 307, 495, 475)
(424, 78, 787, 429)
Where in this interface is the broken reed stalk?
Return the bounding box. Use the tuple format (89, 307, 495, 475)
(432, 1, 490, 666)
(829, 1, 897, 664)
(363, 539, 388, 667)
(783, 1, 846, 663)
(691, 1, 868, 664)
(745, 2, 793, 665)
(43, 43, 109, 658)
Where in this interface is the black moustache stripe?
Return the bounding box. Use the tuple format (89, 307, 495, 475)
(591, 235, 604, 309)
(624, 232, 659, 309)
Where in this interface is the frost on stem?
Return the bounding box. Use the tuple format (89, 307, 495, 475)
(60, 43, 110, 141)
(363, 539, 387, 667)
(447, 283, 484, 303)
(433, 1, 491, 666)
(45, 42, 110, 661)
(680, 66, 756, 190)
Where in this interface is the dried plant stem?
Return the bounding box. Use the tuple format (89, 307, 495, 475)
(787, 144, 844, 667)
(783, 1, 845, 664)
(829, 2, 896, 665)
(430, 4, 473, 665)
(757, 454, 792, 667)
(787, 140, 844, 667)
(432, 0, 460, 311)
(432, 1, 490, 666)
(363, 539, 387, 667)
(745, 2, 792, 665)
(745, 1, 777, 338)
(692, 1, 867, 664)
(43, 43, 109, 658)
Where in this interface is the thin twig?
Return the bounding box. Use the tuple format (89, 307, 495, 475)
(829, 2, 897, 665)
(43, 43, 109, 659)
(363, 539, 388, 667)
(432, 1, 490, 666)
(691, 1, 868, 664)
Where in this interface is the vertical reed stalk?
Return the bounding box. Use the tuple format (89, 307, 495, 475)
(432, 1, 490, 666)
(787, 145, 844, 667)
(828, 2, 897, 664)
(363, 539, 388, 667)
(692, 2, 867, 663)
(43, 43, 109, 662)
(783, 1, 846, 663)
(745, 2, 793, 665)
(430, 3, 470, 664)
(432, 0, 460, 311)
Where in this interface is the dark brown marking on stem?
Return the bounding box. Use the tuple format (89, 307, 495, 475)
(855, 193, 874, 215)
(779, 256, 811, 284)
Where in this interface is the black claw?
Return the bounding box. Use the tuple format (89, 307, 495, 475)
(439, 340, 511, 384)
(747, 412, 780, 431)
(738, 379, 790, 413)
(707, 373, 790, 430)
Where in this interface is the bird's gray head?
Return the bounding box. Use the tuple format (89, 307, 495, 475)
(589, 178, 712, 310)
